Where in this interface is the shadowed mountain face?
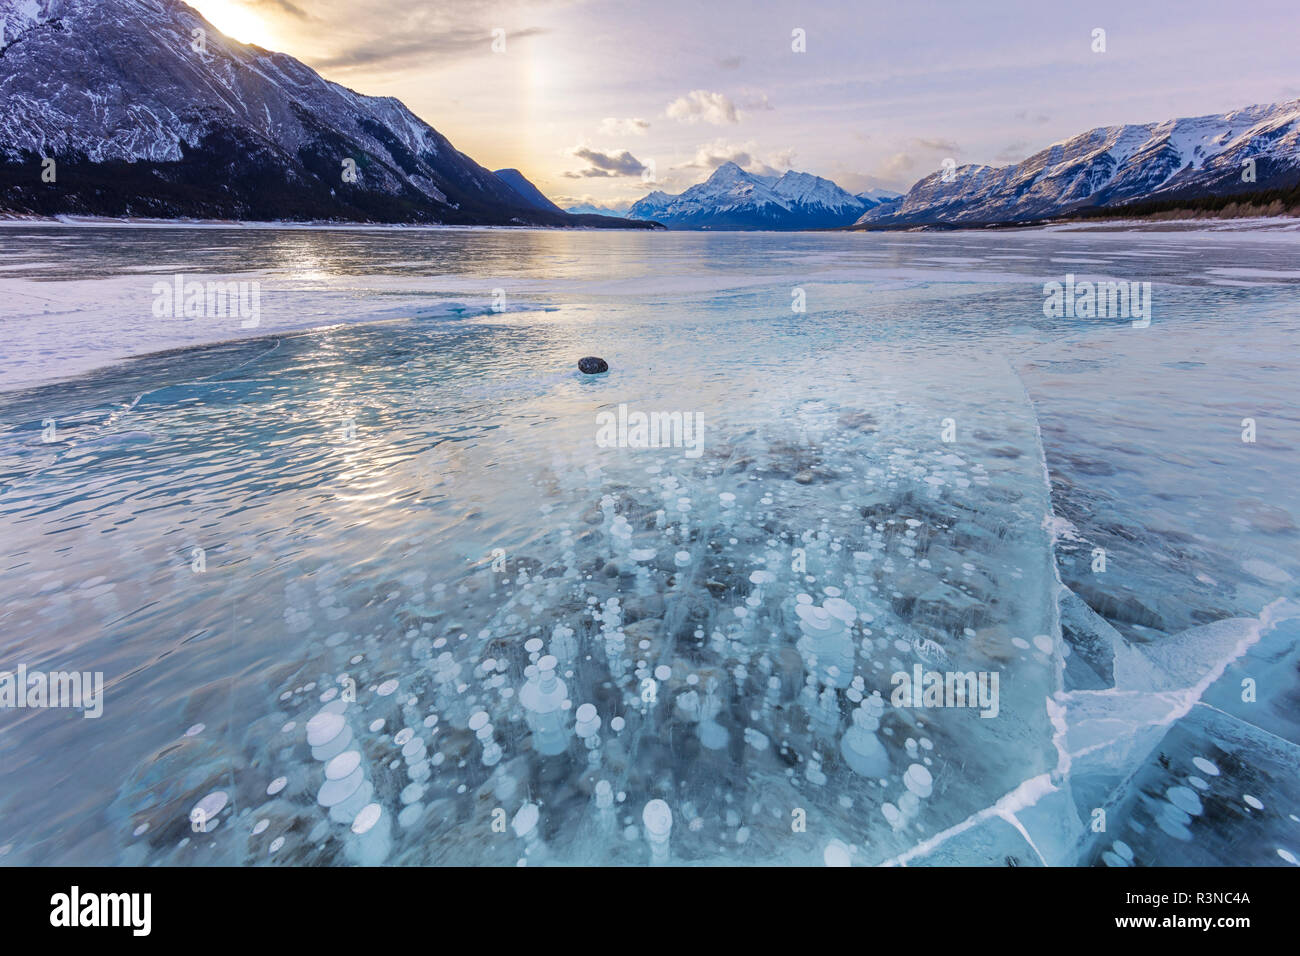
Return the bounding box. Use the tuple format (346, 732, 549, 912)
(859, 100, 1300, 227)
(0, 0, 653, 227)
(492, 168, 566, 215)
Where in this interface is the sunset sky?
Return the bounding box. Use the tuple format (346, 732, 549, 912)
(189, 0, 1300, 209)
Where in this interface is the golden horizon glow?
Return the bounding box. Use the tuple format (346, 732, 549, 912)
(190, 1, 278, 48)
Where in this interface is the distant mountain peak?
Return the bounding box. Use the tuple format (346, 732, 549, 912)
(628, 164, 871, 230)
(709, 161, 748, 178)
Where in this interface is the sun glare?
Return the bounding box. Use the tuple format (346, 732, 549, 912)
(192, 0, 275, 48)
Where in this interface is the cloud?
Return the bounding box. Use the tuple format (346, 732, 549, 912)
(565, 146, 648, 178)
(246, 0, 309, 18)
(717, 55, 743, 70)
(830, 170, 905, 195)
(877, 152, 919, 182)
(311, 24, 546, 70)
(734, 89, 773, 111)
(870, 137, 964, 185)
(598, 117, 650, 137)
(911, 137, 961, 153)
(1013, 110, 1051, 125)
(666, 90, 740, 125)
(686, 139, 794, 176)
(555, 194, 632, 212)
(691, 141, 753, 169)
(995, 141, 1030, 162)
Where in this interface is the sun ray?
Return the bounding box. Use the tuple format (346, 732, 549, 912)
(189, 0, 276, 48)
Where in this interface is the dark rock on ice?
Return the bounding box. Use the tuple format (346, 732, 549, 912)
(578, 356, 609, 374)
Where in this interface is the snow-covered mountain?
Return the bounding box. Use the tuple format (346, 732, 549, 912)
(856, 187, 903, 205)
(860, 99, 1300, 227)
(0, 0, 653, 227)
(563, 203, 628, 218)
(628, 163, 875, 230)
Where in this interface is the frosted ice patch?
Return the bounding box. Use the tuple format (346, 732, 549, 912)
(1240, 559, 1290, 583)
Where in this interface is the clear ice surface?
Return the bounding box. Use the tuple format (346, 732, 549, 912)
(0, 226, 1297, 866)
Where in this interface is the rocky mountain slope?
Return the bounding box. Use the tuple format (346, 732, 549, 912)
(0, 0, 652, 227)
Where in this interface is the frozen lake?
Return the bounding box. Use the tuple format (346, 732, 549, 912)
(0, 225, 1297, 866)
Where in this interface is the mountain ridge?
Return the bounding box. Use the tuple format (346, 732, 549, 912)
(857, 99, 1300, 227)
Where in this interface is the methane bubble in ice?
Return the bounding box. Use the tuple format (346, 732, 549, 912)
(823, 840, 851, 867)
(1166, 786, 1202, 816)
(642, 799, 672, 864)
(904, 764, 933, 799)
(352, 803, 382, 835)
(306, 712, 345, 748)
(512, 803, 540, 839)
(190, 791, 228, 832)
(326, 751, 362, 780)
